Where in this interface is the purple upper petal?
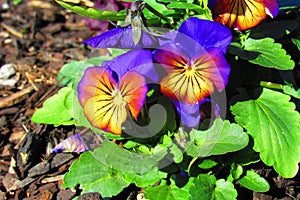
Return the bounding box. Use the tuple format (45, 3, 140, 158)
(103, 49, 158, 82)
(83, 26, 158, 49)
(177, 17, 232, 54)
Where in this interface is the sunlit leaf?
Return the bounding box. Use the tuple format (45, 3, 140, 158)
(291, 38, 300, 51)
(238, 170, 270, 192)
(144, 179, 193, 200)
(93, 140, 167, 174)
(55, 0, 126, 21)
(231, 88, 300, 178)
(31, 86, 74, 126)
(62, 151, 130, 198)
(189, 174, 216, 200)
(185, 119, 249, 157)
(198, 159, 218, 169)
(214, 179, 238, 200)
(244, 38, 295, 70)
(283, 85, 300, 99)
(123, 169, 167, 187)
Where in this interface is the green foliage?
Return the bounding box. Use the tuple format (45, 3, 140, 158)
(244, 38, 295, 70)
(167, 2, 212, 20)
(55, 0, 126, 21)
(189, 174, 237, 200)
(283, 84, 300, 99)
(13, 0, 23, 5)
(57, 61, 94, 85)
(231, 88, 300, 178)
(145, 174, 237, 200)
(198, 159, 218, 169)
(291, 38, 300, 51)
(93, 140, 167, 174)
(144, 179, 192, 200)
(31, 86, 74, 126)
(185, 118, 249, 157)
(58, 50, 127, 85)
(188, 174, 216, 200)
(227, 164, 243, 182)
(63, 140, 169, 197)
(214, 179, 238, 200)
(62, 151, 130, 198)
(238, 170, 270, 192)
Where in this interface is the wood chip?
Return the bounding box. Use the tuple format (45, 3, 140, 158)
(0, 86, 34, 109)
(2, 173, 19, 191)
(41, 175, 64, 184)
(27, 1, 53, 9)
(1, 23, 23, 39)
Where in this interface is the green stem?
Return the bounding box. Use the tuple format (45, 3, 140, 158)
(260, 81, 283, 90)
(187, 157, 198, 176)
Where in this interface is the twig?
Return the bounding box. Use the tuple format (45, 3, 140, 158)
(1, 23, 23, 39)
(0, 86, 34, 109)
(41, 175, 64, 184)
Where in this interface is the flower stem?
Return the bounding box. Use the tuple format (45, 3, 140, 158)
(260, 81, 283, 90)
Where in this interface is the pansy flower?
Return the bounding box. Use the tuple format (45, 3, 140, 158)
(78, 50, 154, 135)
(154, 17, 231, 127)
(209, 0, 279, 30)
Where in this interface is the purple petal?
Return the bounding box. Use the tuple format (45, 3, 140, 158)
(177, 17, 232, 54)
(172, 100, 201, 128)
(52, 134, 89, 153)
(83, 27, 122, 48)
(263, 0, 279, 18)
(83, 26, 158, 49)
(103, 49, 158, 82)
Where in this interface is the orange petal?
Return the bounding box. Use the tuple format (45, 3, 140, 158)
(119, 71, 147, 119)
(213, 0, 268, 30)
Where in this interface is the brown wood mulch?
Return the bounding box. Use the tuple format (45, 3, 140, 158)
(0, 0, 299, 200)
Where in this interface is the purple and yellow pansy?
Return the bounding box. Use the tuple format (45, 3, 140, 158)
(79, 17, 232, 134)
(78, 50, 156, 135)
(209, 0, 279, 30)
(154, 17, 231, 127)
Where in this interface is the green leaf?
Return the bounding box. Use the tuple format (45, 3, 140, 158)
(57, 61, 93, 85)
(167, 2, 203, 10)
(13, 0, 23, 5)
(231, 88, 300, 178)
(189, 174, 216, 200)
(185, 119, 249, 157)
(214, 179, 238, 200)
(167, 2, 212, 20)
(144, 0, 168, 11)
(55, 0, 126, 21)
(238, 170, 270, 192)
(93, 140, 168, 174)
(244, 38, 295, 70)
(283, 85, 300, 99)
(144, 179, 193, 200)
(58, 55, 118, 85)
(228, 164, 243, 182)
(198, 159, 218, 169)
(31, 87, 74, 126)
(62, 151, 130, 198)
(123, 169, 167, 187)
(217, 139, 260, 167)
(291, 38, 300, 51)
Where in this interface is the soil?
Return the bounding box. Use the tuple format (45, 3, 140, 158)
(0, 0, 299, 200)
